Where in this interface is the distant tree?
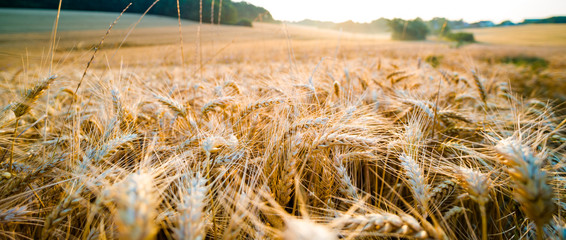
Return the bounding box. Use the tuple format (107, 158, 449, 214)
(535, 16, 566, 24)
(0, 0, 267, 26)
(448, 19, 470, 29)
(427, 17, 451, 36)
(445, 32, 475, 43)
(388, 18, 429, 40)
(232, 1, 273, 22)
(369, 18, 389, 33)
(235, 19, 253, 27)
(497, 20, 516, 26)
(469, 20, 495, 28)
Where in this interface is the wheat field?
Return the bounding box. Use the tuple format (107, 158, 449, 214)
(0, 9, 565, 240)
(464, 24, 566, 47)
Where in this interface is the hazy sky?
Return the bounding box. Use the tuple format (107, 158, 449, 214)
(238, 0, 566, 23)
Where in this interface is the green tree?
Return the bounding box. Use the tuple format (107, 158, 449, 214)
(427, 17, 451, 36)
(388, 18, 429, 40)
(0, 0, 266, 26)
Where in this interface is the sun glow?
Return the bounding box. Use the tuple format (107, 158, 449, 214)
(239, 0, 566, 23)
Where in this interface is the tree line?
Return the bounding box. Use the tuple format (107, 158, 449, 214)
(0, 0, 274, 25)
(295, 15, 565, 41)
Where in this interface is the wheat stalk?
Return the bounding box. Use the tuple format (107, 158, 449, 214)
(455, 167, 491, 240)
(284, 117, 329, 138)
(443, 206, 468, 220)
(175, 172, 209, 240)
(333, 155, 359, 201)
(239, 98, 284, 118)
(42, 190, 81, 240)
(333, 81, 341, 98)
(430, 180, 456, 207)
(154, 94, 187, 117)
(284, 218, 337, 240)
(400, 153, 430, 214)
(471, 70, 487, 106)
(112, 172, 158, 240)
(316, 133, 378, 149)
(12, 75, 57, 118)
(438, 110, 473, 124)
(495, 137, 555, 240)
(202, 97, 234, 115)
(336, 212, 436, 239)
(223, 81, 241, 95)
(0, 206, 30, 224)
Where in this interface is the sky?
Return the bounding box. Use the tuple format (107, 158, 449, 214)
(237, 0, 566, 23)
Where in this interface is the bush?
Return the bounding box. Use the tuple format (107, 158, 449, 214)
(388, 18, 429, 40)
(235, 19, 253, 27)
(500, 55, 549, 71)
(445, 32, 475, 43)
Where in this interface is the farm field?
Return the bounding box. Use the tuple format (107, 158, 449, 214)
(0, 9, 565, 240)
(0, 8, 198, 33)
(464, 24, 566, 46)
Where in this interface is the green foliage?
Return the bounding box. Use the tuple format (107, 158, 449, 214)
(500, 55, 549, 71)
(232, 1, 273, 22)
(0, 0, 269, 25)
(234, 19, 253, 27)
(388, 18, 429, 41)
(445, 32, 475, 43)
(522, 16, 566, 24)
(427, 17, 451, 36)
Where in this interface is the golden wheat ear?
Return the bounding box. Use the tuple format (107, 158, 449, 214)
(0, 206, 31, 224)
(455, 167, 491, 240)
(284, 218, 337, 240)
(112, 172, 158, 240)
(399, 153, 430, 215)
(336, 212, 438, 239)
(495, 137, 555, 240)
(470, 70, 487, 106)
(154, 94, 188, 118)
(174, 173, 209, 240)
(12, 75, 57, 118)
(0, 103, 16, 126)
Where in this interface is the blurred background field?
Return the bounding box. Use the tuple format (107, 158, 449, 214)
(1, 9, 565, 102)
(0, 8, 196, 33)
(464, 24, 566, 46)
